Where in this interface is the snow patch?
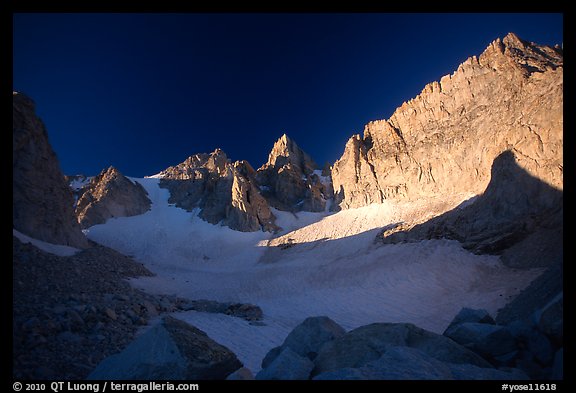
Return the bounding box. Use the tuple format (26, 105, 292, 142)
(69, 176, 91, 191)
(145, 172, 165, 179)
(312, 169, 332, 187)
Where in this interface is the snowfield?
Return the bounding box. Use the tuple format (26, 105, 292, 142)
(85, 178, 543, 372)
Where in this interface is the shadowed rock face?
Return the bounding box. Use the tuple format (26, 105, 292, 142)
(332, 33, 562, 210)
(75, 166, 152, 229)
(380, 150, 562, 267)
(13, 92, 89, 248)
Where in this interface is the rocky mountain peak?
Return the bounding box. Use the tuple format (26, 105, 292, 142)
(256, 135, 330, 212)
(262, 134, 317, 175)
(333, 32, 562, 211)
(158, 149, 277, 232)
(75, 166, 151, 229)
(156, 149, 230, 180)
(479, 32, 563, 76)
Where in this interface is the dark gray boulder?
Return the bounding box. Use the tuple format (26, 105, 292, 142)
(256, 348, 314, 380)
(313, 322, 490, 376)
(226, 367, 254, 380)
(551, 348, 563, 380)
(443, 308, 495, 336)
(88, 316, 241, 380)
(444, 322, 517, 357)
(262, 316, 345, 369)
(314, 346, 528, 380)
(537, 294, 563, 344)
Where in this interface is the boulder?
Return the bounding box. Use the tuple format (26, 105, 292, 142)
(256, 348, 314, 380)
(497, 263, 562, 327)
(262, 316, 345, 368)
(444, 308, 495, 336)
(537, 294, 563, 343)
(313, 322, 490, 376)
(444, 322, 517, 357)
(526, 329, 554, 366)
(88, 316, 242, 380)
(226, 367, 254, 380)
(447, 363, 528, 380)
(261, 346, 284, 370)
(224, 303, 263, 321)
(314, 346, 528, 380)
(551, 348, 563, 380)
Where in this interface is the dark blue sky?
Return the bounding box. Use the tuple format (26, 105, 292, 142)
(13, 13, 563, 177)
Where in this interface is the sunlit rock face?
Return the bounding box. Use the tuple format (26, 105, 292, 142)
(157, 149, 278, 232)
(332, 33, 563, 209)
(75, 166, 152, 229)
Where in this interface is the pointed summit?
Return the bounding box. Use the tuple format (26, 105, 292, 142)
(262, 134, 317, 174)
(257, 134, 331, 212)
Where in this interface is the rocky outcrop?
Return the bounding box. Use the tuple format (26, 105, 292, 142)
(155, 135, 329, 231)
(75, 166, 151, 228)
(312, 322, 491, 375)
(313, 346, 527, 380)
(444, 306, 562, 380)
(13, 236, 159, 379)
(13, 92, 89, 248)
(178, 299, 263, 322)
(256, 348, 314, 380)
(158, 149, 278, 232)
(332, 33, 562, 210)
(257, 317, 531, 380)
(88, 316, 242, 380)
(257, 134, 332, 212)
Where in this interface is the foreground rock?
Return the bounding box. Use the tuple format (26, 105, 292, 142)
(256, 318, 535, 380)
(88, 316, 242, 380)
(178, 299, 263, 322)
(13, 237, 160, 379)
(13, 92, 88, 248)
(75, 166, 151, 228)
(262, 316, 345, 368)
(445, 306, 563, 380)
(314, 346, 527, 380)
(256, 348, 314, 380)
(312, 322, 490, 376)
